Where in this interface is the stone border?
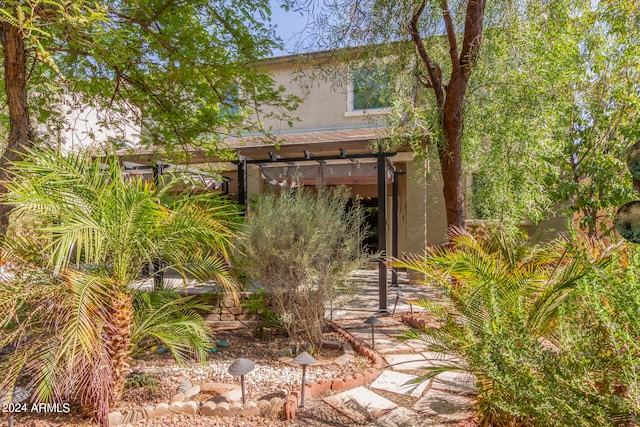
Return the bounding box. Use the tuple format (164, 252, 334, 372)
(108, 378, 285, 426)
(108, 322, 384, 426)
(283, 322, 384, 420)
(401, 313, 429, 329)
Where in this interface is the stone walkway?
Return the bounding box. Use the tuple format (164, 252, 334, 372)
(326, 268, 476, 427)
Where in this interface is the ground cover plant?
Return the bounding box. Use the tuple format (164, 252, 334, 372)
(395, 229, 639, 426)
(0, 149, 240, 425)
(239, 186, 372, 352)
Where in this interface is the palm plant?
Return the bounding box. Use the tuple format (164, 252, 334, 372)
(0, 149, 239, 425)
(394, 228, 623, 426)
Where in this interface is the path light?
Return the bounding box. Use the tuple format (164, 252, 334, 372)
(392, 290, 403, 315)
(365, 316, 382, 350)
(228, 358, 255, 404)
(292, 351, 317, 408)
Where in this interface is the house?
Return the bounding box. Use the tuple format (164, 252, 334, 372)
(113, 48, 564, 307)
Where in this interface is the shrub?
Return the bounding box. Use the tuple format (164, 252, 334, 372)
(395, 230, 638, 426)
(0, 149, 238, 425)
(239, 186, 372, 352)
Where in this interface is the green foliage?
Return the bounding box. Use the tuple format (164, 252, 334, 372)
(0, 0, 298, 151)
(395, 230, 638, 426)
(131, 290, 214, 364)
(240, 288, 284, 335)
(239, 186, 372, 350)
(0, 149, 239, 424)
(125, 374, 158, 392)
(464, 0, 640, 233)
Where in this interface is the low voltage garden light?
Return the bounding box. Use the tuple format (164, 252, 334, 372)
(292, 351, 317, 408)
(364, 316, 383, 350)
(227, 358, 255, 404)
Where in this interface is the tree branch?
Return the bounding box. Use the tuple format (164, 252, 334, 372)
(459, 0, 486, 81)
(408, 0, 445, 110)
(439, 0, 460, 75)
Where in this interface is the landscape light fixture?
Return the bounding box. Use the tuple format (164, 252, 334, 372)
(292, 351, 317, 408)
(392, 290, 403, 315)
(364, 316, 383, 350)
(227, 358, 255, 404)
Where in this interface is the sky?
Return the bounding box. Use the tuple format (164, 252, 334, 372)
(268, 1, 318, 56)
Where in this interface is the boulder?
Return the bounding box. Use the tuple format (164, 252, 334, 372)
(221, 386, 243, 402)
(199, 382, 239, 395)
(154, 402, 172, 418)
(169, 400, 198, 416)
(184, 385, 201, 400)
(171, 392, 185, 403)
(176, 379, 192, 394)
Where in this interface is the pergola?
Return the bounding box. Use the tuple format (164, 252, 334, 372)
(118, 127, 406, 312)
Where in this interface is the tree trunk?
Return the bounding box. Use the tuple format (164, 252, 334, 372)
(108, 291, 133, 401)
(0, 21, 33, 235)
(439, 73, 468, 230)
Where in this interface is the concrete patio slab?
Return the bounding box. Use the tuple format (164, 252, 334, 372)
(384, 353, 430, 371)
(323, 386, 397, 423)
(370, 370, 429, 397)
(367, 406, 431, 426)
(414, 389, 475, 423)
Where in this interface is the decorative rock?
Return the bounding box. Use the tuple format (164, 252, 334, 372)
(199, 401, 218, 416)
(221, 386, 243, 402)
(207, 395, 230, 404)
(242, 400, 260, 417)
(228, 306, 244, 315)
(176, 379, 192, 394)
(342, 343, 355, 355)
(184, 385, 201, 400)
(322, 339, 343, 350)
(169, 400, 198, 415)
(140, 405, 156, 420)
(334, 353, 355, 365)
(266, 397, 284, 418)
(256, 399, 271, 416)
(212, 401, 231, 416)
(154, 403, 172, 418)
(171, 392, 185, 403)
(220, 313, 235, 321)
(107, 410, 123, 427)
(199, 382, 239, 395)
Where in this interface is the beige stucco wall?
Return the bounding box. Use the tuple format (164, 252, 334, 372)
(256, 60, 387, 133)
(403, 157, 449, 255)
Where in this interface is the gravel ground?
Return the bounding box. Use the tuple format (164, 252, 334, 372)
(9, 328, 372, 427)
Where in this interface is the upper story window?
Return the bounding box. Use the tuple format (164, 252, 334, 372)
(346, 66, 393, 116)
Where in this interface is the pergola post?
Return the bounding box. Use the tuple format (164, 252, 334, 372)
(151, 161, 166, 290)
(377, 149, 388, 313)
(391, 170, 405, 287)
(237, 157, 248, 213)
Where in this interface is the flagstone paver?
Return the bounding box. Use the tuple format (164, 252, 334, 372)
(384, 353, 430, 371)
(414, 389, 475, 423)
(430, 372, 477, 396)
(367, 406, 431, 427)
(370, 370, 430, 397)
(328, 269, 475, 427)
(323, 386, 397, 423)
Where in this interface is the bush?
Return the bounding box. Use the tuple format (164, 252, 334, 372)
(395, 230, 638, 426)
(239, 186, 372, 352)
